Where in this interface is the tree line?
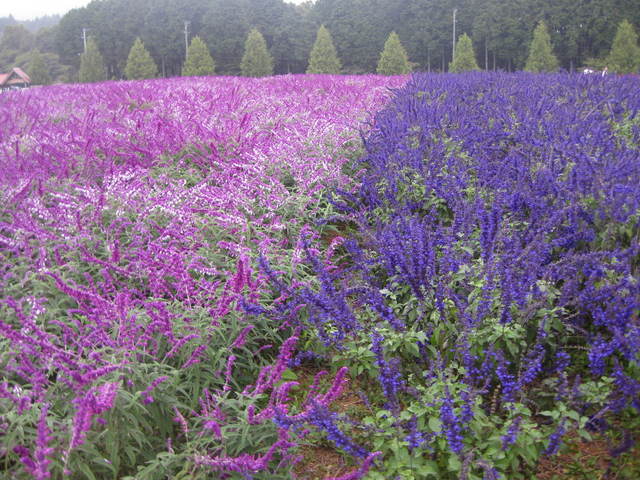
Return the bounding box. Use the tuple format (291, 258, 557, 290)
(77, 25, 412, 82)
(1, 0, 640, 84)
(0, 14, 60, 33)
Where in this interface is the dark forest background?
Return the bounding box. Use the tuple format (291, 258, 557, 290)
(1, 0, 639, 81)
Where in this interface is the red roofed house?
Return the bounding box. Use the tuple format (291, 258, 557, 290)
(0, 67, 31, 91)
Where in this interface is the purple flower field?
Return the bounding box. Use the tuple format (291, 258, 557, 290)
(0, 74, 405, 479)
(1, 72, 639, 480)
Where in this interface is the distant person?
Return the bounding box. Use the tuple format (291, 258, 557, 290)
(602, 66, 608, 77)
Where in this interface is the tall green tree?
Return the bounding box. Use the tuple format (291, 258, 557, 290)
(0, 24, 34, 52)
(201, 0, 252, 75)
(268, 3, 316, 74)
(28, 49, 51, 85)
(524, 21, 559, 72)
(182, 36, 215, 76)
(12, 49, 71, 83)
(240, 28, 273, 77)
(607, 19, 640, 73)
(449, 33, 479, 72)
(79, 36, 106, 83)
(377, 31, 411, 75)
(48, 0, 640, 76)
(143, 0, 188, 77)
(0, 24, 35, 69)
(307, 24, 341, 74)
(124, 37, 158, 80)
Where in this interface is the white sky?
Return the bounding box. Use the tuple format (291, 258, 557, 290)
(1, 1, 91, 20)
(2, 0, 310, 21)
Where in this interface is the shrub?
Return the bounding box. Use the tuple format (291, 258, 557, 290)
(377, 32, 411, 75)
(182, 36, 215, 77)
(307, 25, 341, 74)
(449, 34, 479, 72)
(125, 37, 158, 80)
(607, 19, 640, 74)
(525, 21, 559, 72)
(241, 28, 273, 77)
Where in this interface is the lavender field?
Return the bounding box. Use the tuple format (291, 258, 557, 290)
(1, 72, 639, 480)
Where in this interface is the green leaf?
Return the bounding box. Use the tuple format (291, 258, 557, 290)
(428, 417, 442, 432)
(524, 443, 540, 464)
(77, 462, 98, 480)
(578, 429, 593, 442)
(376, 409, 391, 419)
(416, 461, 439, 477)
(390, 439, 401, 454)
(566, 410, 581, 422)
(408, 403, 427, 416)
(406, 342, 419, 357)
(447, 455, 462, 472)
(280, 369, 298, 381)
(367, 472, 386, 480)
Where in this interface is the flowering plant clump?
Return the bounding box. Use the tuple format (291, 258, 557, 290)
(0, 74, 405, 479)
(252, 73, 640, 479)
(3, 70, 639, 479)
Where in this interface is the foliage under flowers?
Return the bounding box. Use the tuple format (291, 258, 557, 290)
(0, 74, 405, 479)
(252, 72, 640, 479)
(2, 70, 639, 480)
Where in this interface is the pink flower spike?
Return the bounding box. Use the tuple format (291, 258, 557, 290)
(318, 367, 349, 406)
(203, 420, 223, 439)
(140, 376, 168, 404)
(230, 325, 254, 350)
(223, 355, 236, 392)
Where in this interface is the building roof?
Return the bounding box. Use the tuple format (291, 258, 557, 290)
(0, 67, 31, 87)
(12, 67, 30, 83)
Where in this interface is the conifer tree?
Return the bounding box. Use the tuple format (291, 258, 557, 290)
(124, 37, 158, 80)
(607, 19, 640, 74)
(182, 36, 216, 77)
(79, 37, 106, 83)
(28, 49, 51, 85)
(240, 28, 273, 77)
(377, 31, 411, 75)
(449, 33, 479, 73)
(524, 22, 559, 72)
(307, 25, 341, 74)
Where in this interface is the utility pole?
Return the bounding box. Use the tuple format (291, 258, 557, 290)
(485, 39, 488, 70)
(184, 21, 190, 59)
(452, 8, 458, 61)
(82, 28, 89, 54)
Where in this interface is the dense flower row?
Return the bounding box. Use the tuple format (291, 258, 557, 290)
(256, 73, 640, 478)
(4, 71, 638, 479)
(0, 75, 405, 478)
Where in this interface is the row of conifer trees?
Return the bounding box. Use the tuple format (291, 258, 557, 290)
(79, 19, 640, 82)
(79, 25, 411, 82)
(450, 19, 640, 74)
